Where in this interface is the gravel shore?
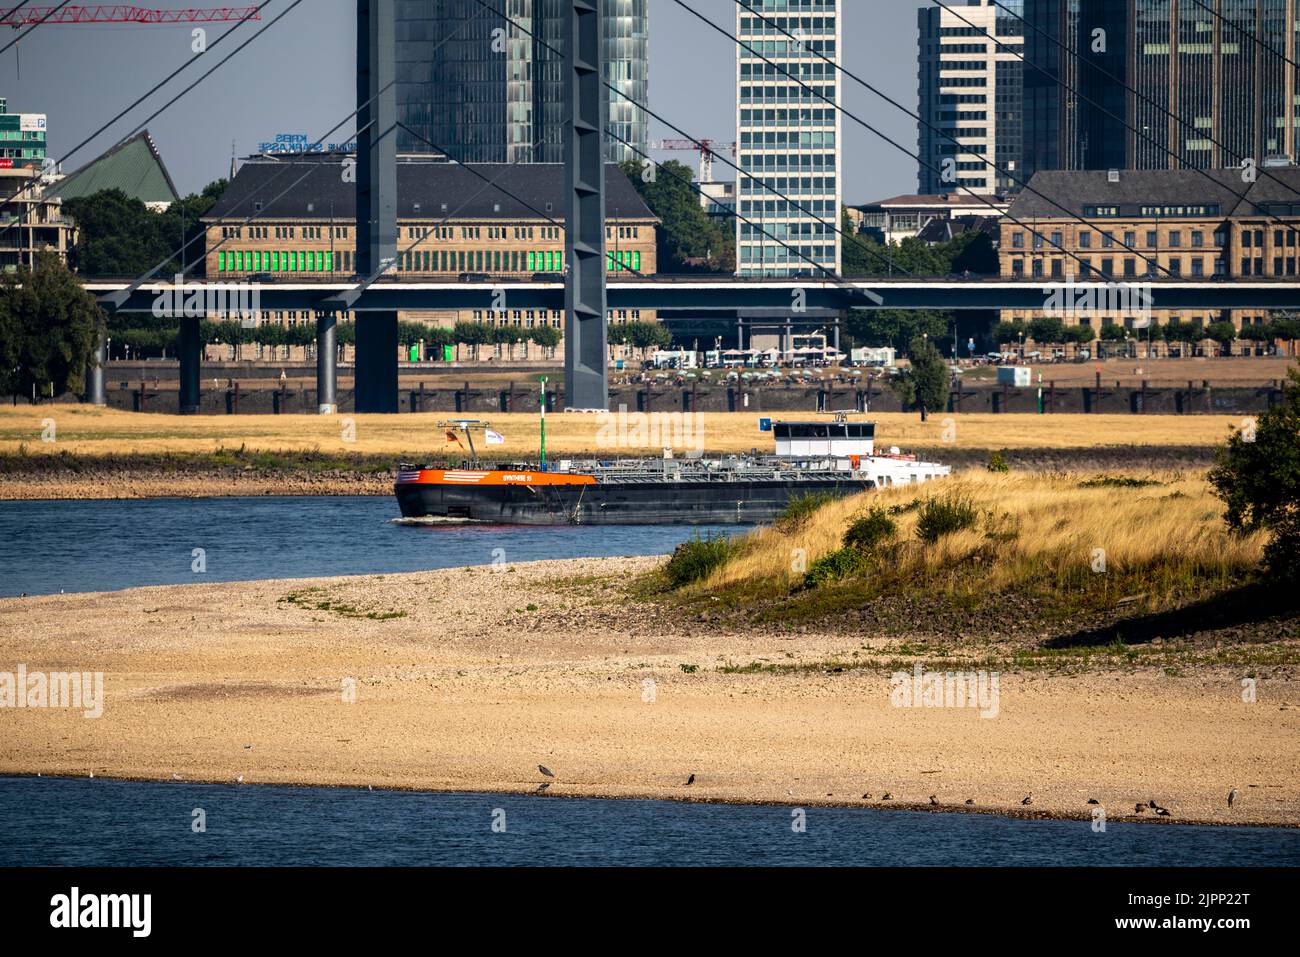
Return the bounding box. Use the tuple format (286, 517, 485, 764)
(1, 557, 1295, 827)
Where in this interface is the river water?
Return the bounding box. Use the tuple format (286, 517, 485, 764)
(0, 496, 738, 596)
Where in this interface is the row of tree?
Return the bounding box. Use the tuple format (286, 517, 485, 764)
(63, 183, 228, 279)
(101, 318, 677, 359)
(991, 316, 1300, 348)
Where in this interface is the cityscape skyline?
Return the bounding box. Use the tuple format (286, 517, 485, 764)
(2, 0, 919, 203)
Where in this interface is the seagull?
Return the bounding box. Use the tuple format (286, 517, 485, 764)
(367, 785, 373, 792)
(1021, 794, 1033, 806)
(1228, 788, 1238, 809)
(172, 773, 181, 780)
(538, 765, 555, 778)
(536, 782, 550, 793)
(236, 775, 244, 784)
(685, 774, 695, 786)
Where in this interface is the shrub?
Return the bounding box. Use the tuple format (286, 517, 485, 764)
(776, 491, 837, 533)
(844, 507, 897, 551)
(987, 450, 1010, 473)
(664, 533, 736, 588)
(803, 546, 869, 589)
(915, 494, 979, 544)
(1208, 366, 1300, 585)
(1078, 475, 1162, 489)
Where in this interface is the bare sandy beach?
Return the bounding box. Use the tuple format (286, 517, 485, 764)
(1, 557, 1295, 827)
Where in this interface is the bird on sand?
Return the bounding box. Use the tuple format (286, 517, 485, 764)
(88, 772, 94, 779)
(536, 782, 550, 793)
(538, 765, 555, 778)
(685, 774, 695, 786)
(1134, 803, 1146, 814)
(236, 775, 244, 784)
(881, 792, 893, 801)
(1086, 798, 1099, 805)
(929, 795, 939, 806)
(861, 793, 872, 800)
(1021, 794, 1033, 806)
(1228, 788, 1238, 809)
(965, 799, 974, 805)
(172, 773, 181, 780)
(1155, 806, 1171, 817)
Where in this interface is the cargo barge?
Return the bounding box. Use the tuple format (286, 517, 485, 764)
(394, 417, 949, 526)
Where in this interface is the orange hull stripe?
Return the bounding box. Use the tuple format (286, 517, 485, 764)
(402, 470, 598, 487)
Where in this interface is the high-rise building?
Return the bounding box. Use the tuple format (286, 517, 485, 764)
(917, 0, 1025, 195)
(736, 0, 841, 277)
(0, 97, 47, 171)
(1023, 0, 1300, 178)
(394, 0, 648, 164)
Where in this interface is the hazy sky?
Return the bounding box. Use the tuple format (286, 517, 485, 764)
(6, 0, 923, 202)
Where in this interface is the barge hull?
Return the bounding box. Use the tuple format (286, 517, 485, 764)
(395, 477, 873, 525)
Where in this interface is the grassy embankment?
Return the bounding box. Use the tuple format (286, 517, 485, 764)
(655, 470, 1297, 673)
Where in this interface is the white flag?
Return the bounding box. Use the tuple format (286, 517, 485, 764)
(484, 429, 505, 445)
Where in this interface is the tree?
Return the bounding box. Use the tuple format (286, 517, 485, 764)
(893, 335, 950, 421)
(1208, 366, 1300, 584)
(64, 181, 228, 279)
(1206, 320, 1239, 354)
(846, 309, 949, 353)
(620, 159, 734, 273)
(0, 252, 104, 400)
(1028, 316, 1066, 345)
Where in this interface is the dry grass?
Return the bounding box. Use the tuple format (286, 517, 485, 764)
(699, 471, 1265, 616)
(0, 405, 1242, 459)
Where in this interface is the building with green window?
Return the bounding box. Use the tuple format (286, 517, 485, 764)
(202, 153, 659, 333)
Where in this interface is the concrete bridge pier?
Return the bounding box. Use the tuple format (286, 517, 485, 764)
(355, 313, 398, 413)
(316, 311, 337, 413)
(84, 331, 107, 406)
(178, 315, 201, 415)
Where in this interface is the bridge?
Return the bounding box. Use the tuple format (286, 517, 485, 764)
(79, 1, 1300, 415)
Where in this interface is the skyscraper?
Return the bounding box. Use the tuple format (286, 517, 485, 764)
(736, 0, 842, 277)
(395, 0, 648, 164)
(917, 0, 1025, 195)
(1023, 0, 1300, 178)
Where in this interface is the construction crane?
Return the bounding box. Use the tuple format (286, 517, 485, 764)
(2, 6, 262, 27)
(651, 138, 735, 184)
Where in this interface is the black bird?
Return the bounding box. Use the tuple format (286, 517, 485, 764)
(1134, 803, 1146, 814)
(685, 774, 695, 786)
(881, 792, 893, 801)
(1155, 806, 1171, 817)
(536, 782, 550, 793)
(1086, 798, 1099, 805)
(538, 765, 554, 778)
(861, 793, 872, 800)
(1021, 794, 1033, 806)
(965, 799, 974, 805)
(929, 794, 939, 806)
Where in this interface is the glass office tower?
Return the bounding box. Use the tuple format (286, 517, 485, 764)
(395, 0, 648, 164)
(917, 0, 1025, 194)
(736, 0, 841, 277)
(1024, 0, 1298, 176)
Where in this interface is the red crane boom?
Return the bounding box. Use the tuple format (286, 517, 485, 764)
(2, 6, 262, 27)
